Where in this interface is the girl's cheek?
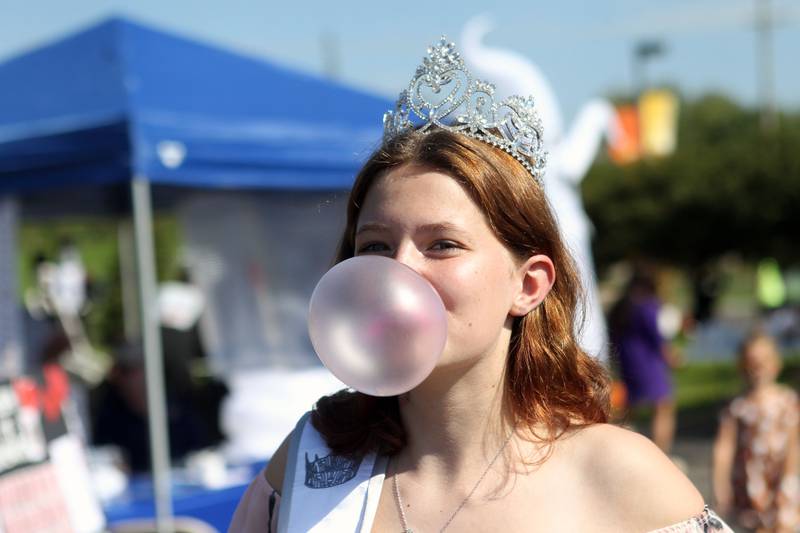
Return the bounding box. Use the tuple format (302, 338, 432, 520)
(429, 262, 479, 308)
(426, 277, 456, 311)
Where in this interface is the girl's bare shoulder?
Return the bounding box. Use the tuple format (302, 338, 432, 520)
(568, 423, 705, 531)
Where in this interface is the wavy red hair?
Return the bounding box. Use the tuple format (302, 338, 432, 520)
(311, 128, 609, 457)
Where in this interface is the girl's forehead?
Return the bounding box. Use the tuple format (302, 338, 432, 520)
(364, 169, 473, 209)
(357, 172, 487, 232)
(744, 339, 778, 362)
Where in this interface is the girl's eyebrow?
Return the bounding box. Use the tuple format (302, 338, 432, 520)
(355, 222, 466, 237)
(417, 222, 466, 234)
(355, 222, 389, 236)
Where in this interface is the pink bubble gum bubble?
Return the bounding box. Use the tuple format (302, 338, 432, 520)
(308, 256, 448, 396)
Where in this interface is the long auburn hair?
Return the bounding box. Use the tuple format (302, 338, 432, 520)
(311, 128, 610, 457)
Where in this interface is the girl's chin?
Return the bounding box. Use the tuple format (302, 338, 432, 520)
(429, 351, 488, 372)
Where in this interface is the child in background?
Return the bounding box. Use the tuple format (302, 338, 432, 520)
(713, 331, 800, 531)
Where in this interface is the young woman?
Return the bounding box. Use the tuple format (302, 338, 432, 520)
(230, 39, 731, 533)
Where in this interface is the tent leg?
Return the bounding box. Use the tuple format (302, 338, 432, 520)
(131, 177, 175, 533)
(118, 219, 141, 341)
(0, 196, 22, 379)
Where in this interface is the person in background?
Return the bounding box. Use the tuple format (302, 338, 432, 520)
(159, 267, 229, 446)
(691, 265, 720, 327)
(712, 331, 799, 532)
(609, 268, 679, 454)
(90, 343, 218, 472)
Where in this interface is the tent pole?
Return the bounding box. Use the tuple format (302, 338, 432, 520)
(118, 219, 141, 341)
(131, 177, 175, 533)
(0, 196, 22, 379)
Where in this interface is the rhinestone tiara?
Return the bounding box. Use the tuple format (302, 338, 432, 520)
(383, 37, 547, 183)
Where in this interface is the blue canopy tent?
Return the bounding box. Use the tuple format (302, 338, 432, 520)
(0, 17, 390, 531)
(0, 17, 389, 191)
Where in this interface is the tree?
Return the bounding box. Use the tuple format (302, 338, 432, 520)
(583, 94, 800, 273)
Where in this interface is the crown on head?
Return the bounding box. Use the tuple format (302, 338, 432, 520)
(383, 37, 547, 183)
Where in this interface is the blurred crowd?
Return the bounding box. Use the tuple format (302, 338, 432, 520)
(607, 264, 800, 531)
(17, 235, 800, 532)
(24, 245, 228, 474)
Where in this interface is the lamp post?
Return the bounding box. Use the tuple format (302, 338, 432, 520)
(633, 40, 666, 96)
(756, 0, 777, 132)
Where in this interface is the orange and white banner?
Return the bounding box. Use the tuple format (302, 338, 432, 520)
(608, 105, 641, 164)
(608, 89, 679, 164)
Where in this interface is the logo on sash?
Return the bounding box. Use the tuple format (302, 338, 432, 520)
(304, 452, 362, 489)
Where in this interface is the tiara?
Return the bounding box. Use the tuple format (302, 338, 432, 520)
(383, 37, 547, 183)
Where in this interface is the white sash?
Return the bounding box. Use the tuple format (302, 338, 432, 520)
(277, 412, 388, 532)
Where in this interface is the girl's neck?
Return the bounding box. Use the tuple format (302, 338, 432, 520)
(395, 336, 512, 476)
(746, 380, 779, 395)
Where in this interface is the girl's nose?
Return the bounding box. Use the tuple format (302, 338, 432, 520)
(392, 243, 423, 274)
(391, 243, 444, 307)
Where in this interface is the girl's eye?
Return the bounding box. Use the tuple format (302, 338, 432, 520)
(430, 241, 460, 251)
(356, 242, 390, 254)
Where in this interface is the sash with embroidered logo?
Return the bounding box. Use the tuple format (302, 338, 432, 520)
(277, 412, 387, 532)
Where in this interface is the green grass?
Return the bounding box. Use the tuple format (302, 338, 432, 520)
(673, 352, 800, 410)
(673, 361, 743, 409)
(626, 352, 800, 437)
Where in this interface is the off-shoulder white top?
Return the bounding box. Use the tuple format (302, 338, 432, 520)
(229, 470, 734, 533)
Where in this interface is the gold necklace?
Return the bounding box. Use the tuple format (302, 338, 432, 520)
(391, 431, 514, 533)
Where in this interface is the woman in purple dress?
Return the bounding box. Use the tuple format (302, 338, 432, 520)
(610, 270, 676, 453)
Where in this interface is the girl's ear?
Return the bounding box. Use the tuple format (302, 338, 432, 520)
(509, 254, 555, 317)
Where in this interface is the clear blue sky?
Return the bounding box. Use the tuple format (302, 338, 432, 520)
(1, 0, 798, 121)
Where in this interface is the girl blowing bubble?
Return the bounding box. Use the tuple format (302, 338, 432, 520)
(713, 332, 799, 532)
(230, 38, 732, 532)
